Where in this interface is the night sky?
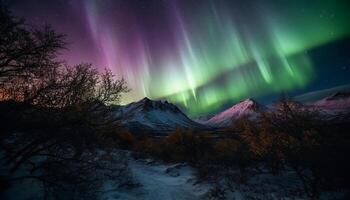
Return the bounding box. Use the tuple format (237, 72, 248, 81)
(3, 0, 350, 116)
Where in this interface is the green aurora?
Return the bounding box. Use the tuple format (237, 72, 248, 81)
(83, 0, 350, 116)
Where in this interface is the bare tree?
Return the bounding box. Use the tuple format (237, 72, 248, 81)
(0, 7, 132, 199)
(254, 99, 324, 199)
(0, 6, 65, 80)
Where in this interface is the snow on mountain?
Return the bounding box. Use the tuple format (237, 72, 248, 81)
(109, 90, 350, 132)
(294, 84, 350, 103)
(203, 98, 266, 127)
(314, 91, 350, 111)
(111, 97, 204, 134)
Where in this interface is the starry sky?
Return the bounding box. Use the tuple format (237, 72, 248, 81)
(4, 0, 350, 116)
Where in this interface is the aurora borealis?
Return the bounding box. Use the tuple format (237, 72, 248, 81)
(6, 0, 350, 116)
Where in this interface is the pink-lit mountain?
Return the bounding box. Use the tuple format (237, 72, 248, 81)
(314, 91, 350, 111)
(199, 99, 266, 127)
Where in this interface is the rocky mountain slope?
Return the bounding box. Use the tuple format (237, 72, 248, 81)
(111, 97, 205, 134)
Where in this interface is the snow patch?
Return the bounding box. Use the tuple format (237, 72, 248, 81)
(100, 159, 210, 200)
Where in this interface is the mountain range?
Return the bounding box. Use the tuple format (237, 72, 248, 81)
(111, 90, 350, 134)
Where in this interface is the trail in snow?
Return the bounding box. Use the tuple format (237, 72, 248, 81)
(100, 159, 209, 200)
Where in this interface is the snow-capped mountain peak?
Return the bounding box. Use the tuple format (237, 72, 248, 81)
(203, 98, 265, 127)
(314, 91, 350, 111)
(111, 97, 204, 134)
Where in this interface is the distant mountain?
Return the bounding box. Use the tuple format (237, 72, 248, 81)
(314, 91, 350, 111)
(294, 84, 350, 103)
(111, 97, 205, 134)
(202, 98, 266, 127)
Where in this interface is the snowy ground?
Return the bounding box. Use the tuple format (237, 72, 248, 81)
(100, 158, 210, 200)
(99, 156, 346, 200)
(2, 152, 346, 200)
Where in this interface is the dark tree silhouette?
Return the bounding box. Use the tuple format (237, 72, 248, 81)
(0, 6, 65, 79)
(0, 6, 132, 199)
